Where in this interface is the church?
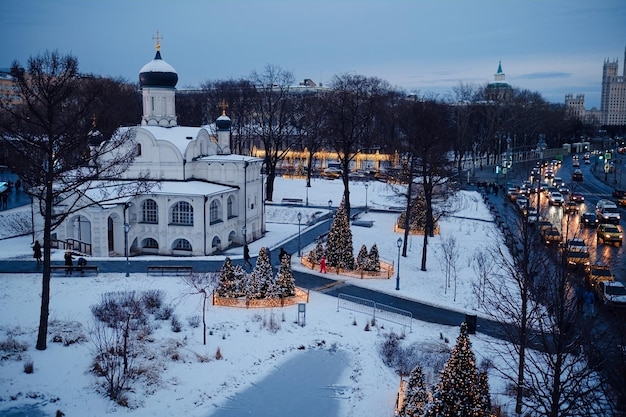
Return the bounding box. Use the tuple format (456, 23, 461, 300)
(47, 38, 263, 257)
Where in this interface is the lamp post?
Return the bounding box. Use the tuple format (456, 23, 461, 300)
(123, 202, 132, 277)
(328, 199, 333, 232)
(504, 134, 512, 190)
(536, 135, 547, 213)
(242, 225, 247, 244)
(364, 183, 369, 210)
(297, 212, 302, 257)
(395, 237, 402, 290)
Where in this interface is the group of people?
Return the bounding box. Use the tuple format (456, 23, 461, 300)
(32, 240, 87, 275)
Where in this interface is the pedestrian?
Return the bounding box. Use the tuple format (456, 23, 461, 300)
(77, 257, 87, 275)
(243, 244, 252, 267)
(279, 247, 289, 262)
(583, 289, 595, 318)
(64, 250, 74, 276)
(32, 240, 42, 265)
(319, 255, 327, 273)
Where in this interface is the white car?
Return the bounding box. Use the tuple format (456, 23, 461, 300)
(549, 192, 564, 206)
(595, 280, 626, 308)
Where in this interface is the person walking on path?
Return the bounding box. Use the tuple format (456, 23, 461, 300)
(32, 240, 42, 265)
(319, 255, 327, 273)
(64, 250, 74, 276)
(243, 244, 252, 268)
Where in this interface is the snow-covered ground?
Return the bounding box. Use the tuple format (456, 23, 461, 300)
(0, 177, 514, 417)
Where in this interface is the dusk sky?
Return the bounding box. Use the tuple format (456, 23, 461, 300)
(2, 0, 626, 109)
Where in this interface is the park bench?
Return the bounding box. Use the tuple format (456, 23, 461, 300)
(147, 265, 193, 276)
(281, 198, 303, 205)
(50, 265, 99, 276)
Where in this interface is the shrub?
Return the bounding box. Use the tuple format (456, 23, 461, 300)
(171, 315, 182, 333)
(23, 360, 34, 374)
(215, 347, 223, 360)
(187, 315, 201, 328)
(141, 289, 165, 313)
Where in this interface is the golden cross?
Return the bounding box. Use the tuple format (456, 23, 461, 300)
(220, 100, 229, 116)
(152, 30, 163, 51)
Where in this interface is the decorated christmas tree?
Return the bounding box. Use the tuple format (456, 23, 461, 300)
(326, 199, 355, 270)
(217, 257, 237, 297)
(356, 244, 369, 270)
(248, 247, 273, 299)
(367, 243, 380, 271)
(398, 364, 429, 417)
(275, 252, 296, 298)
(397, 194, 436, 233)
(232, 264, 247, 297)
(425, 322, 491, 416)
(307, 240, 325, 264)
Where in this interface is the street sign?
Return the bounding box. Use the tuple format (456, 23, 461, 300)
(605, 152, 612, 161)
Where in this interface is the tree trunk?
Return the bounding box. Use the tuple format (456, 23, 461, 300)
(36, 178, 54, 350)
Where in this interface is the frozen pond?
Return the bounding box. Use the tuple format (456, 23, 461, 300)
(208, 348, 349, 417)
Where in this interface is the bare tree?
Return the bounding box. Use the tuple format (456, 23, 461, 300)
(179, 272, 218, 345)
(439, 236, 459, 300)
(0, 51, 148, 350)
(249, 65, 296, 201)
(323, 73, 390, 218)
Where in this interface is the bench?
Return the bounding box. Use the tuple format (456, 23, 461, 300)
(147, 265, 193, 276)
(281, 198, 303, 205)
(50, 265, 99, 276)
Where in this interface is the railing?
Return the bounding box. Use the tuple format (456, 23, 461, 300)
(337, 293, 412, 331)
(50, 238, 92, 255)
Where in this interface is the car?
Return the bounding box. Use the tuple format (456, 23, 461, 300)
(516, 196, 529, 210)
(541, 227, 562, 245)
(580, 212, 599, 228)
(524, 208, 538, 224)
(594, 280, 626, 308)
(612, 189, 626, 199)
(566, 237, 589, 253)
(573, 158, 580, 167)
(549, 192, 564, 206)
(617, 196, 626, 207)
(563, 201, 579, 214)
(585, 263, 615, 285)
(536, 220, 553, 233)
(566, 249, 590, 268)
(596, 199, 621, 224)
(572, 169, 583, 181)
(558, 185, 570, 195)
(570, 192, 585, 203)
(596, 223, 623, 246)
(507, 187, 519, 202)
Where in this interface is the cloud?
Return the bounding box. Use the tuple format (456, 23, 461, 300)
(517, 72, 572, 80)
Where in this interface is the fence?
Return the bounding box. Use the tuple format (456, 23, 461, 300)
(337, 293, 412, 331)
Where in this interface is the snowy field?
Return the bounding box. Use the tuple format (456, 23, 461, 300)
(0, 177, 516, 417)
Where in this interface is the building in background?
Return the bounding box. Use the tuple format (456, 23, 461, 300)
(601, 47, 626, 126)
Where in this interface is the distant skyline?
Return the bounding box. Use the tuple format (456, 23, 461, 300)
(2, 0, 626, 109)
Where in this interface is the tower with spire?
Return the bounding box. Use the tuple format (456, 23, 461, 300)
(139, 31, 178, 127)
(485, 61, 512, 102)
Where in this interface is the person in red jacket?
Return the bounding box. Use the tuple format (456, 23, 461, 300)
(319, 255, 327, 273)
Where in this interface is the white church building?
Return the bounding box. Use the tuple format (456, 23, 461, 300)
(47, 39, 263, 257)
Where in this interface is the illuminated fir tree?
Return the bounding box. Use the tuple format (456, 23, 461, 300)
(425, 322, 490, 417)
(398, 364, 429, 417)
(217, 257, 237, 297)
(275, 252, 296, 297)
(248, 247, 273, 299)
(367, 243, 380, 271)
(326, 199, 354, 270)
(232, 264, 247, 297)
(307, 240, 325, 264)
(356, 244, 369, 270)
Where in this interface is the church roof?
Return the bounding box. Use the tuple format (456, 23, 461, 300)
(139, 35, 178, 88)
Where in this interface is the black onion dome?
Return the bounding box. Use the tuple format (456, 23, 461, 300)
(87, 127, 104, 147)
(216, 114, 232, 130)
(139, 50, 178, 88)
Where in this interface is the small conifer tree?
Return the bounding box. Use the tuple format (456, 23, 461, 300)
(217, 257, 237, 297)
(326, 198, 355, 270)
(367, 243, 381, 271)
(356, 244, 369, 269)
(275, 252, 296, 297)
(248, 247, 273, 299)
(398, 364, 429, 417)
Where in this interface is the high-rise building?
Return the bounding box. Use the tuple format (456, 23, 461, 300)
(601, 47, 626, 126)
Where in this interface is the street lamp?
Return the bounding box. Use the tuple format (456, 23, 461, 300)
(242, 225, 247, 244)
(297, 212, 302, 257)
(395, 237, 402, 290)
(123, 201, 132, 278)
(536, 135, 547, 213)
(364, 183, 369, 210)
(328, 199, 333, 232)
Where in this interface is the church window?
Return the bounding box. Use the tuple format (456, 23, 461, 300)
(142, 199, 158, 223)
(227, 196, 236, 218)
(142, 238, 158, 249)
(171, 201, 193, 225)
(210, 200, 221, 225)
(136, 143, 142, 156)
(173, 238, 192, 251)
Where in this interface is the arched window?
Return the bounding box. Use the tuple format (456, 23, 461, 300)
(227, 195, 235, 219)
(142, 199, 158, 224)
(142, 238, 158, 249)
(211, 236, 221, 249)
(171, 201, 193, 225)
(136, 143, 142, 156)
(210, 200, 221, 225)
(173, 238, 192, 251)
